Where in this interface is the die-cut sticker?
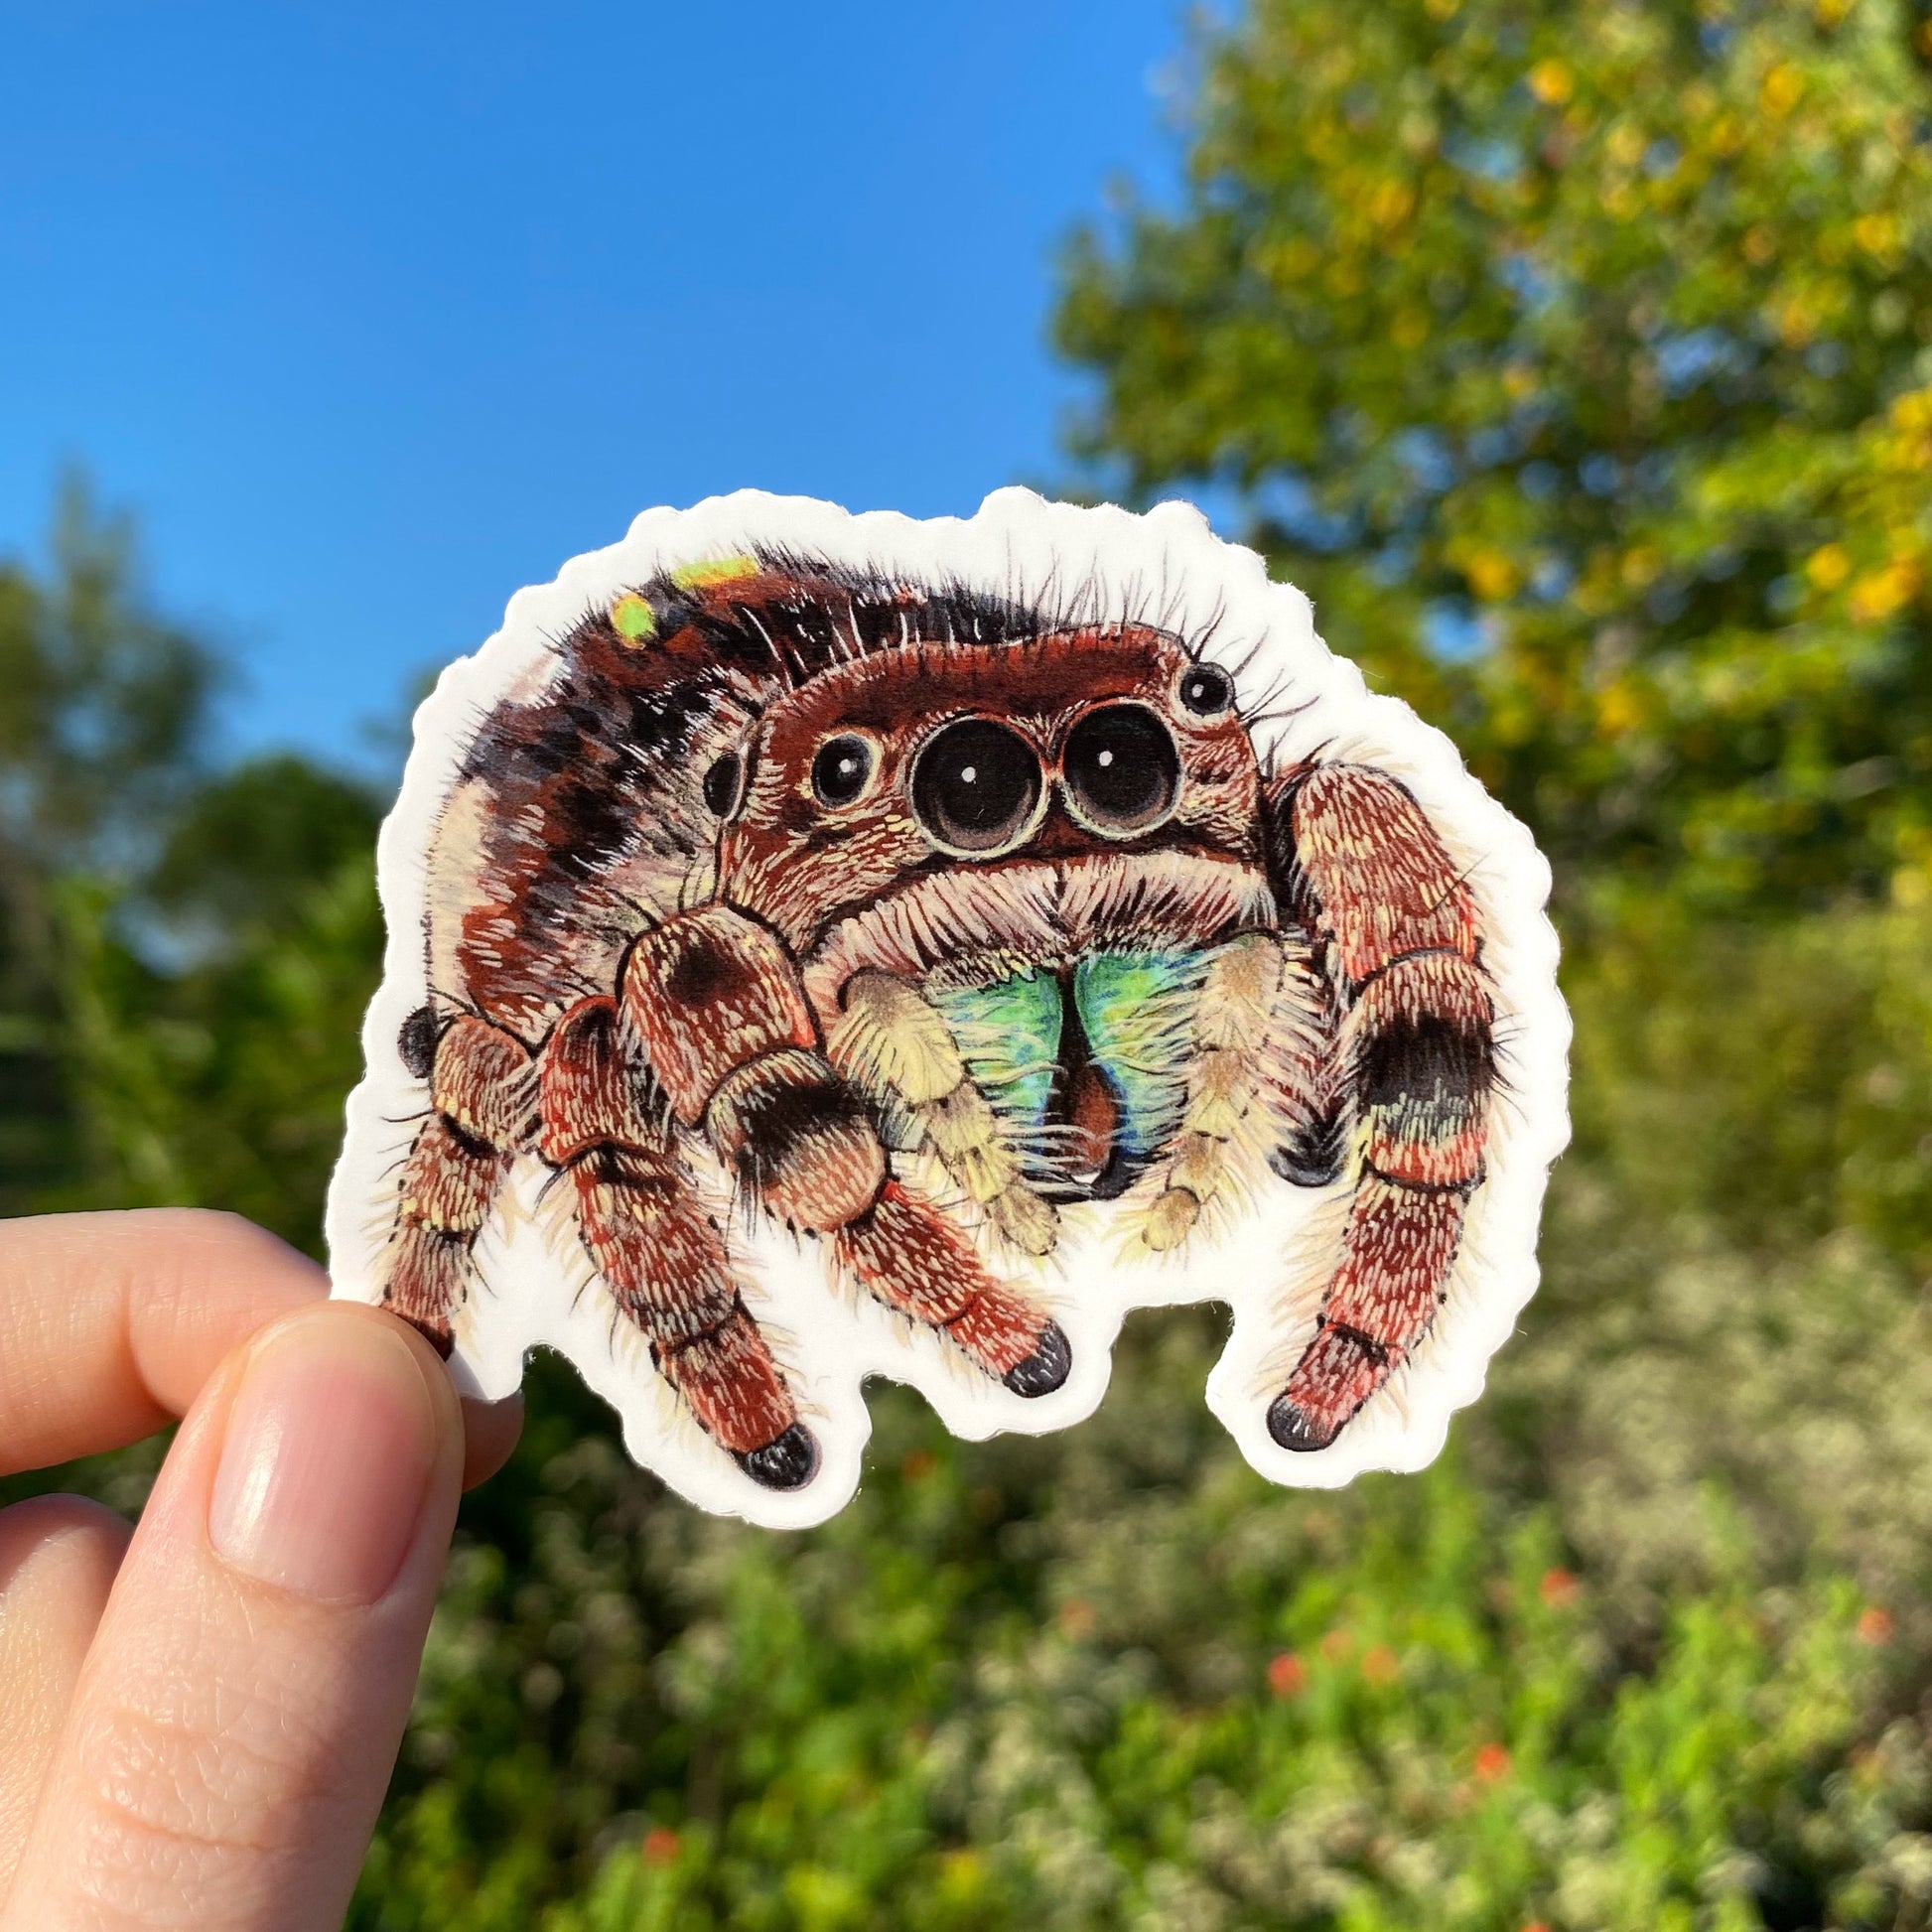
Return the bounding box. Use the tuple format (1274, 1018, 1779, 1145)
(327, 489, 1570, 1528)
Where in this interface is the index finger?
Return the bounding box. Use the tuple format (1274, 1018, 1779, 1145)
(0, 1210, 326, 1476)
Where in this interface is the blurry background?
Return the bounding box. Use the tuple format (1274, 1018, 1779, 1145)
(0, 0, 1178, 764)
(7, 0, 1932, 1926)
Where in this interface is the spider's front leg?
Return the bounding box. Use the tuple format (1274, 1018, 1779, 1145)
(621, 907, 1070, 1399)
(825, 971, 1058, 1258)
(382, 1012, 536, 1355)
(1135, 931, 1341, 1252)
(538, 995, 815, 1489)
(1262, 762, 1495, 1451)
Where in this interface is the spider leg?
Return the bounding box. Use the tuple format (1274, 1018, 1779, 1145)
(1264, 942, 1349, 1189)
(382, 1013, 534, 1355)
(837, 1179, 1070, 1395)
(1136, 930, 1306, 1252)
(622, 907, 1069, 1398)
(538, 994, 816, 1490)
(826, 971, 1058, 1257)
(1263, 762, 1494, 1451)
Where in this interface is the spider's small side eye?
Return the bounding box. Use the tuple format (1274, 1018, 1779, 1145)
(703, 752, 747, 819)
(1178, 662, 1233, 717)
(811, 734, 876, 807)
(397, 1004, 443, 1080)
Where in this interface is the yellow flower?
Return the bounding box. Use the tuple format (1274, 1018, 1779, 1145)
(1854, 212, 1899, 257)
(1849, 563, 1919, 623)
(1608, 122, 1646, 168)
(1806, 543, 1852, 591)
(1889, 388, 1932, 433)
(1760, 64, 1804, 117)
(1894, 863, 1932, 911)
(1463, 550, 1518, 602)
(1369, 179, 1416, 229)
(1528, 60, 1573, 106)
(1772, 297, 1816, 347)
(1261, 237, 1322, 284)
(1621, 546, 1660, 590)
(1598, 682, 1644, 737)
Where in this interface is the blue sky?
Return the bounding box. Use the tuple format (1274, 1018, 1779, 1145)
(0, 1, 1187, 769)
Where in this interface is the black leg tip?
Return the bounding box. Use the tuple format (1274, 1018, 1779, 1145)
(1269, 1150, 1347, 1190)
(397, 1312, 456, 1361)
(734, 1422, 821, 1491)
(1267, 1394, 1341, 1453)
(1003, 1319, 1072, 1398)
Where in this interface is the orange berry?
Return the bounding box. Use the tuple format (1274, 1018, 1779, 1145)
(1539, 1567, 1580, 1608)
(1362, 1644, 1400, 1685)
(641, 1826, 681, 1866)
(1473, 1742, 1512, 1783)
(1268, 1651, 1307, 1697)
(1858, 1605, 1895, 1645)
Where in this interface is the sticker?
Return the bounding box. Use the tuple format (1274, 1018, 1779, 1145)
(327, 490, 1570, 1528)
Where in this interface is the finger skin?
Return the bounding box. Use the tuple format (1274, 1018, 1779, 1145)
(0, 1208, 521, 1490)
(1, 1303, 465, 1932)
(460, 1392, 523, 1490)
(0, 1498, 131, 1896)
(0, 1211, 326, 1475)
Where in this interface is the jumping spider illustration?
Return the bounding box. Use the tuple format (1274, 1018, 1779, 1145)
(381, 550, 1494, 1490)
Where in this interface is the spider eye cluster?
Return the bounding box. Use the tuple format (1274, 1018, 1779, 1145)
(799, 658, 1234, 856)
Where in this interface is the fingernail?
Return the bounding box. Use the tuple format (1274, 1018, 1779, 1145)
(208, 1314, 440, 1603)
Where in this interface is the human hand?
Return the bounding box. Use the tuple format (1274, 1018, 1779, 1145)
(0, 1209, 521, 1931)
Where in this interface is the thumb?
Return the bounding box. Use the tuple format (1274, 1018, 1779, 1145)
(2, 1302, 463, 1932)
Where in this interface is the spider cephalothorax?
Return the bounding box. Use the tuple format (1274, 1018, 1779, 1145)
(375, 545, 1495, 1493)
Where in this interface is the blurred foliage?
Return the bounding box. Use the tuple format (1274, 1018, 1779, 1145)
(0, 478, 222, 1209)
(9, 0, 1932, 1924)
(1057, 0, 1932, 915)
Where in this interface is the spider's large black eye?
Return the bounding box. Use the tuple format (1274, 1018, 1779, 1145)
(1178, 662, 1233, 716)
(909, 717, 1042, 854)
(1062, 704, 1180, 835)
(811, 734, 875, 807)
(703, 752, 746, 818)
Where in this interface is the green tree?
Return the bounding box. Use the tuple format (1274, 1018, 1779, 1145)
(0, 482, 218, 1209)
(0, 483, 381, 1234)
(1056, 0, 1932, 909)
